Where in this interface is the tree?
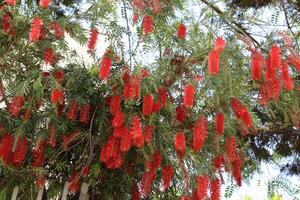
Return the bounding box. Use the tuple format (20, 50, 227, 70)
(0, 0, 299, 199)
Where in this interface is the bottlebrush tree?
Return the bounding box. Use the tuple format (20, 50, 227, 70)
(0, 0, 299, 199)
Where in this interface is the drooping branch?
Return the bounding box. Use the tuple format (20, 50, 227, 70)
(200, 0, 261, 47)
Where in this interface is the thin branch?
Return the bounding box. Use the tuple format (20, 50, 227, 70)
(199, 0, 261, 47)
(0, 76, 9, 109)
(122, 0, 132, 67)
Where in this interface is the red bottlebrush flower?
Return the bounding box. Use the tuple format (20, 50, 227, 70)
(287, 53, 300, 71)
(152, 0, 162, 14)
(251, 51, 263, 81)
(176, 106, 186, 122)
(5, 0, 16, 6)
(259, 83, 268, 106)
(23, 108, 30, 122)
(132, 181, 141, 200)
(152, 101, 161, 113)
(225, 136, 236, 162)
(48, 125, 56, 147)
(99, 50, 112, 80)
(110, 95, 121, 115)
(67, 102, 79, 121)
(36, 176, 46, 188)
(120, 130, 132, 152)
(80, 104, 91, 124)
(214, 37, 226, 53)
(124, 83, 132, 101)
(265, 56, 275, 81)
(51, 89, 64, 104)
(215, 112, 224, 135)
(184, 84, 195, 109)
(0, 134, 14, 164)
(162, 165, 173, 191)
(132, 0, 145, 10)
(29, 17, 43, 42)
(88, 29, 99, 52)
(144, 126, 154, 144)
(49, 21, 64, 39)
(210, 178, 221, 200)
(39, 0, 51, 8)
(151, 151, 161, 170)
(197, 175, 209, 200)
(174, 132, 186, 159)
(82, 165, 90, 177)
(212, 155, 225, 171)
(142, 15, 154, 35)
(113, 126, 127, 138)
(62, 130, 80, 150)
(133, 14, 139, 24)
(69, 172, 80, 193)
(192, 117, 208, 152)
(9, 96, 24, 117)
(208, 50, 220, 75)
(11, 137, 28, 166)
(31, 140, 45, 168)
(2, 13, 14, 35)
(141, 170, 156, 196)
(112, 111, 125, 128)
(142, 94, 154, 116)
(240, 107, 253, 128)
(44, 48, 54, 65)
(130, 116, 142, 139)
(270, 44, 281, 70)
(177, 23, 187, 39)
(158, 86, 167, 108)
(230, 98, 244, 118)
(281, 62, 294, 91)
(232, 154, 242, 186)
(131, 75, 141, 100)
(141, 68, 150, 79)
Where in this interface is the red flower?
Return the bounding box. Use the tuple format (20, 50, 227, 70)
(270, 44, 281, 70)
(130, 116, 143, 140)
(9, 96, 24, 117)
(212, 155, 225, 171)
(158, 86, 167, 108)
(281, 62, 294, 91)
(133, 14, 139, 24)
(215, 112, 224, 135)
(51, 89, 64, 104)
(177, 23, 187, 39)
(144, 126, 154, 144)
(112, 111, 125, 128)
(36, 176, 46, 188)
(142, 15, 154, 34)
(174, 132, 186, 159)
(176, 106, 186, 122)
(39, 0, 51, 8)
(99, 50, 112, 80)
(152, 0, 162, 14)
(142, 94, 154, 116)
(132, 181, 141, 200)
(197, 175, 209, 200)
(184, 84, 195, 109)
(11, 137, 28, 166)
(141, 170, 155, 196)
(5, 0, 16, 6)
(2, 13, 14, 35)
(63, 130, 81, 150)
(152, 101, 161, 113)
(192, 117, 208, 151)
(225, 136, 236, 162)
(208, 50, 220, 75)
(210, 178, 221, 200)
(49, 21, 64, 39)
(67, 102, 79, 121)
(44, 48, 54, 65)
(132, 0, 145, 10)
(232, 154, 242, 186)
(80, 104, 91, 124)
(29, 17, 43, 42)
(287, 53, 300, 71)
(131, 76, 141, 100)
(31, 140, 45, 168)
(69, 172, 80, 193)
(251, 51, 263, 81)
(88, 29, 99, 52)
(0, 134, 14, 165)
(162, 165, 173, 191)
(214, 37, 226, 53)
(120, 130, 132, 152)
(82, 165, 90, 177)
(48, 125, 56, 147)
(110, 95, 121, 115)
(151, 151, 161, 170)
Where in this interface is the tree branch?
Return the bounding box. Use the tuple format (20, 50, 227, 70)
(199, 0, 261, 47)
(0, 76, 9, 109)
